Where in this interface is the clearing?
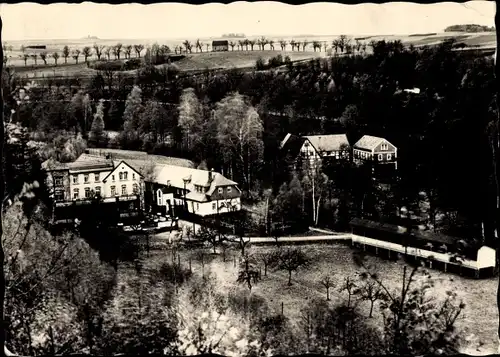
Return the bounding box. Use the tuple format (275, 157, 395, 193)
(127, 240, 498, 354)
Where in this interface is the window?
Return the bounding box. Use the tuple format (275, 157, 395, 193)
(124, 172, 128, 180)
(197, 203, 200, 210)
(55, 190, 64, 201)
(387, 154, 392, 160)
(212, 203, 216, 210)
(73, 188, 79, 199)
(122, 185, 127, 195)
(85, 187, 91, 198)
(112, 175, 115, 181)
(119, 172, 123, 180)
(133, 183, 139, 194)
(84, 174, 89, 183)
(227, 187, 232, 193)
(218, 187, 223, 194)
(72, 175, 78, 184)
(95, 173, 100, 182)
(55, 177, 63, 186)
(95, 186, 101, 196)
(378, 154, 383, 161)
(132, 173, 135, 180)
(111, 186, 116, 196)
(381, 144, 388, 151)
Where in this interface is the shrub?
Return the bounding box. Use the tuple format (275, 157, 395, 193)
(255, 57, 266, 71)
(90, 60, 125, 71)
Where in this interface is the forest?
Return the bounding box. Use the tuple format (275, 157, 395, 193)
(2, 38, 497, 242)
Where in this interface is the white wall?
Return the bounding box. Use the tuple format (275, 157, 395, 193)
(186, 197, 241, 216)
(351, 234, 480, 269)
(69, 169, 112, 200)
(103, 163, 142, 198)
(477, 246, 496, 269)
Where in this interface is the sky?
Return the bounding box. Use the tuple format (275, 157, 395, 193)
(0, 1, 495, 41)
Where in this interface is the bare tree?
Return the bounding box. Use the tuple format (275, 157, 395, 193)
(269, 39, 275, 50)
(104, 46, 111, 61)
(290, 40, 296, 51)
(279, 39, 287, 51)
(52, 52, 59, 66)
(134, 44, 144, 58)
(356, 278, 384, 318)
(72, 49, 80, 64)
(248, 40, 256, 51)
(62, 45, 70, 63)
(114, 43, 123, 60)
(124, 45, 132, 59)
(183, 40, 193, 54)
(229, 41, 236, 51)
(22, 54, 28, 66)
(205, 43, 210, 52)
(302, 40, 309, 51)
(320, 275, 335, 301)
(93, 44, 104, 60)
(236, 254, 260, 291)
(31, 53, 38, 66)
(195, 39, 203, 53)
(339, 276, 358, 308)
(258, 250, 277, 277)
(39, 51, 47, 65)
(82, 46, 92, 63)
(276, 248, 310, 286)
(238, 40, 245, 51)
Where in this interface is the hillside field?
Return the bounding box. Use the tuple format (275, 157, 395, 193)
(135, 240, 498, 355)
(5, 31, 496, 80)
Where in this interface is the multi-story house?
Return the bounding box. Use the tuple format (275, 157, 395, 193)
(352, 135, 398, 170)
(145, 164, 241, 217)
(42, 153, 144, 224)
(280, 133, 350, 170)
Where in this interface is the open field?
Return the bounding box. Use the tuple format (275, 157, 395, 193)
(5, 31, 496, 79)
(9, 50, 323, 80)
(133, 240, 498, 355)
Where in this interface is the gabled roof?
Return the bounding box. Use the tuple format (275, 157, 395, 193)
(186, 191, 209, 202)
(353, 135, 389, 151)
(41, 158, 68, 171)
(68, 154, 114, 170)
(102, 160, 144, 182)
(304, 134, 350, 152)
(154, 165, 237, 188)
(280, 134, 306, 158)
(212, 40, 229, 46)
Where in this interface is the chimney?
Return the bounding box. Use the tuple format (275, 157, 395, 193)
(208, 168, 214, 182)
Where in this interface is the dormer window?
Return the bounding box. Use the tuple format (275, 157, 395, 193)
(381, 143, 388, 151)
(227, 187, 232, 193)
(218, 187, 223, 194)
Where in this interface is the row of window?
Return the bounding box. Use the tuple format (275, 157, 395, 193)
(190, 186, 233, 195)
(71, 172, 135, 185)
(72, 184, 139, 199)
(356, 151, 393, 161)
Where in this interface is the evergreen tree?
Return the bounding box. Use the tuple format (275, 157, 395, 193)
(90, 100, 106, 148)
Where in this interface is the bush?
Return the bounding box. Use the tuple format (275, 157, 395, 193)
(255, 57, 266, 71)
(90, 60, 125, 71)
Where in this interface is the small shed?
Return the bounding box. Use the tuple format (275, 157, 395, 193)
(212, 40, 229, 52)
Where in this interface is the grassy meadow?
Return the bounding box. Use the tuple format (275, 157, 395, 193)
(129, 240, 498, 355)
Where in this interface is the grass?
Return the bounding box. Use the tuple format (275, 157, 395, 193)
(130, 240, 498, 354)
(172, 50, 323, 71)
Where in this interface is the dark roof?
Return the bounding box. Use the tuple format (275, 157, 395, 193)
(212, 40, 229, 46)
(349, 218, 458, 246)
(280, 134, 306, 158)
(304, 134, 349, 152)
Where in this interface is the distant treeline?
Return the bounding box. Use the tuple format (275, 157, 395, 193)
(444, 24, 495, 33)
(408, 33, 437, 37)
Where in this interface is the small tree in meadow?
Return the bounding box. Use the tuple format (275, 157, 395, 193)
(319, 275, 335, 301)
(339, 276, 358, 308)
(275, 248, 310, 286)
(356, 278, 383, 318)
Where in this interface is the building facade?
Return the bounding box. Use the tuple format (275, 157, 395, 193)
(212, 40, 229, 52)
(353, 135, 398, 169)
(43, 154, 144, 224)
(280, 133, 350, 170)
(146, 165, 241, 217)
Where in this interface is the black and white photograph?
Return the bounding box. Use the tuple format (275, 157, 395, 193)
(0, 1, 499, 355)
